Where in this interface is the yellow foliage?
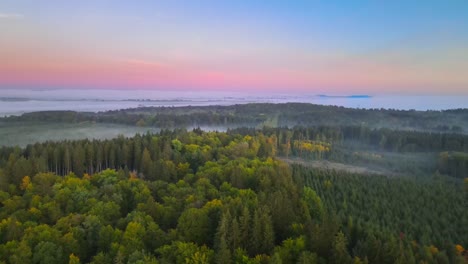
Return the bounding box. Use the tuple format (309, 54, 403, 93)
(291, 223, 304, 234)
(204, 199, 223, 209)
(129, 171, 138, 181)
(185, 195, 196, 204)
(202, 145, 211, 153)
(294, 140, 331, 153)
(185, 144, 200, 154)
(28, 207, 41, 217)
(69, 253, 80, 264)
(455, 244, 464, 255)
(253, 254, 270, 262)
(30, 195, 42, 207)
(429, 245, 439, 255)
(83, 173, 91, 180)
(177, 162, 191, 175)
(265, 157, 274, 166)
(20, 176, 32, 191)
(186, 251, 210, 264)
(353, 256, 364, 264)
(63, 176, 87, 189)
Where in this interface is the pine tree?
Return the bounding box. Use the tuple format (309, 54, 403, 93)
(251, 207, 274, 256)
(330, 231, 352, 264)
(239, 206, 251, 250)
(140, 148, 152, 179)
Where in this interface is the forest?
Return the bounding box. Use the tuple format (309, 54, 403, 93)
(0, 104, 467, 263)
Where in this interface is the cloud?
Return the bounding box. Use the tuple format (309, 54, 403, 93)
(0, 13, 24, 19)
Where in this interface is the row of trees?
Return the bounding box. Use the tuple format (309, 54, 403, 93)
(0, 129, 279, 187)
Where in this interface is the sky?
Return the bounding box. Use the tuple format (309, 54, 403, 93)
(1, 0, 468, 94)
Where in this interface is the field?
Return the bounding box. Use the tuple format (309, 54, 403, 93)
(0, 121, 159, 147)
(280, 157, 398, 176)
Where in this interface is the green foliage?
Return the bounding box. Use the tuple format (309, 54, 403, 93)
(177, 208, 210, 245)
(157, 241, 214, 264)
(0, 129, 465, 264)
(294, 165, 467, 263)
(330, 231, 352, 264)
(303, 186, 324, 221)
(33, 241, 65, 264)
(274, 236, 306, 263)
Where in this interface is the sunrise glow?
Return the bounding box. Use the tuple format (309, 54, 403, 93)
(1, 1, 468, 94)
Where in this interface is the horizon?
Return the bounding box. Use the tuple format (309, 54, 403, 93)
(2, 87, 468, 97)
(1, 88, 467, 117)
(1, 1, 468, 94)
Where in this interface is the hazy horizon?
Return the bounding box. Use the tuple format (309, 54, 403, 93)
(1, 87, 468, 96)
(1, 88, 467, 117)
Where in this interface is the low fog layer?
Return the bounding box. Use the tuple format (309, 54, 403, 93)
(1, 89, 468, 117)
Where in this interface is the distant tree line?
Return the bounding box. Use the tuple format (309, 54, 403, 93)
(3, 103, 467, 132)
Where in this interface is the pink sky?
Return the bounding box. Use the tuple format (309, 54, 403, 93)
(1, 1, 468, 94)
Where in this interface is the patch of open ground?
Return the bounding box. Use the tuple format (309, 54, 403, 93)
(0, 122, 159, 147)
(280, 157, 400, 176)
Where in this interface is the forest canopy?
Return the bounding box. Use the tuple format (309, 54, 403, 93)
(0, 128, 466, 264)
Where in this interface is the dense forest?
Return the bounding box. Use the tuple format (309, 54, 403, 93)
(0, 128, 466, 263)
(2, 0, 468, 261)
(1, 125, 468, 180)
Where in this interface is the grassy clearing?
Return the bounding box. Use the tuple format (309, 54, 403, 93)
(280, 148, 438, 177)
(280, 157, 399, 176)
(0, 122, 159, 147)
